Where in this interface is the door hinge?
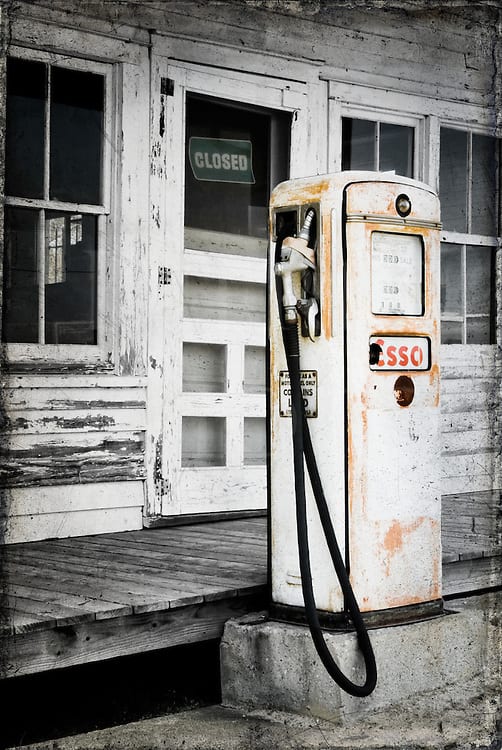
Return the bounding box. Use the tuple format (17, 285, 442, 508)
(155, 476, 170, 497)
(158, 266, 171, 286)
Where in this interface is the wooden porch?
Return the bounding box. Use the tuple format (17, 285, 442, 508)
(0, 517, 268, 679)
(1, 490, 500, 681)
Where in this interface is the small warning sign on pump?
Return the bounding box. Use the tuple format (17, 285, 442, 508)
(279, 370, 318, 418)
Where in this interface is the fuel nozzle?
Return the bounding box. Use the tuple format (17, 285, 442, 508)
(275, 209, 316, 324)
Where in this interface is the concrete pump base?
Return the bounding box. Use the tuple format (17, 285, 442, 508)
(221, 592, 501, 723)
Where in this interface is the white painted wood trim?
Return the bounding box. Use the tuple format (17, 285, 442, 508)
(182, 320, 265, 346)
(9, 17, 148, 65)
(184, 249, 266, 284)
(177, 466, 267, 514)
(180, 393, 265, 418)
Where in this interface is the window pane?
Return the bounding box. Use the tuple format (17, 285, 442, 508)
(471, 134, 498, 236)
(244, 418, 266, 465)
(380, 123, 414, 177)
(50, 67, 104, 204)
(2, 208, 39, 343)
(183, 343, 226, 392)
(440, 243, 463, 316)
(44, 212, 97, 344)
(244, 346, 266, 393)
(184, 277, 266, 322)
(342, 118, 376, 171)
(440, 128, 468, 233)
(182, 417, 226, 467)
(466, 317, 491, 344)
(441, 320, 463, 344)
(6, 58, 46, 199)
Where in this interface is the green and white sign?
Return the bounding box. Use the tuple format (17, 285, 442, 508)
(188, 137, 255, 184)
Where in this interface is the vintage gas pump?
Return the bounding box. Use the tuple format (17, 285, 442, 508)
(269, 172, 442, 697)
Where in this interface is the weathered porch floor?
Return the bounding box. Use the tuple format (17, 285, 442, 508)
(1, 491, 500, 680)
(0, 517, 268, 679)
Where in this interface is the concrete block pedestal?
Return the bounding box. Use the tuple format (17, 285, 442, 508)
(221, 598, 500, 723)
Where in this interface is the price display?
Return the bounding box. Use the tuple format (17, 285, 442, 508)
(371, 232, 423, 316)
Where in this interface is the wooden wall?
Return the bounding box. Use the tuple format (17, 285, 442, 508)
(1, 0, 500, 546)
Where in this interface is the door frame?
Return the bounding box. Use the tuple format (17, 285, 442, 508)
(144, 50, 323, 523)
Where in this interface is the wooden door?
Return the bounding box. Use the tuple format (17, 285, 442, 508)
(146, 60, 315, 521)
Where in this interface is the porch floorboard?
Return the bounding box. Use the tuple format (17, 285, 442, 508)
(0, 517, 268, 679)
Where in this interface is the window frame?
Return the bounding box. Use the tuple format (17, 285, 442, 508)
(331, 103, 423, 179)
(3, 46, 116, 369)
(439, 121, 500, 345)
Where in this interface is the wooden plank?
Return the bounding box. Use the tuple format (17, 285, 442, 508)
(0, 593, 266, 679)
(2, 596, 96, 632)
(4, 548, 264, 597)
(3, 582, 132, 621)
(2, 558, 208, 614)
(0, 432, 145, 487)
(443, 556, 502, 597)
(4, 553, 265, 601)
(2, 408, 146, 435)
(46, 536, 267, 570)
(2, 566, 135, 620)
(3, 386, 147, 411)
(0, 609, 58, 637)
(105, 524, 268, 546)
(3, 506, 143, 545)
(6, 481, 144, 517)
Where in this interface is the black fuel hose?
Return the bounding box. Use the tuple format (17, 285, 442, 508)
(281, 320, 377, 697)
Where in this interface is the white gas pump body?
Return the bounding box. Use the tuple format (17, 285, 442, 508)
(269, 172, 441, 617)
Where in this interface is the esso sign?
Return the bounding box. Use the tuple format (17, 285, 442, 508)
(369, 335, 430, 371)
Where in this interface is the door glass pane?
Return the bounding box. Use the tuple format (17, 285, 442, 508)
(184, 277, 266, 322)
(342, 118, 376, 171)
(244, 418, 266, 465)
(185, 97, 289, 239)
(6, 58, 46, 199)
(380, 123, 414, 177)
(471, 135, 498, 237)
(244, 346, 266, 393)
(50, 67, 104, 205)
(182, 417, 226, 467)
(440, 243, 463, 344)
(466, 245, 493, 316)
(2, 207, 39, 343)
(44, 212, 97, 344)
(440, 128, 468, 233)
(466, 317, 491, 344)
(440, 243, 462, 316)
(183, 343, 226, 392)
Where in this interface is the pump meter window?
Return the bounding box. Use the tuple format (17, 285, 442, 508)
(371, 232, 423, 316)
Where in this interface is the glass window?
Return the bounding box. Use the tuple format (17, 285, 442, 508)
(440, 244, 494, 345)
(439, 127, 499, 344)
(3, 56, 106, 347)
(342, 117, 414, 177)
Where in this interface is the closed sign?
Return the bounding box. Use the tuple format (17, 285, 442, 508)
(369, 335, 430, 371)
(188, 137, 255, 184)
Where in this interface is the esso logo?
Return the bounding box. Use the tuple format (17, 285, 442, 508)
(370, 336, 430, 371)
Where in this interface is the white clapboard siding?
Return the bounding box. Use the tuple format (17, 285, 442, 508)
(2, 482, 144, 544)
(440, 346, 501, 496)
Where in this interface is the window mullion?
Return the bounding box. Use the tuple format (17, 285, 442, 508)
(375, 121, 380, 171)
(38, 210, 46, 344)
(461, 244, 467, 344)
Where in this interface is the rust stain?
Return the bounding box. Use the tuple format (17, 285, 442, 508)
(383, 517, 424, 555)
